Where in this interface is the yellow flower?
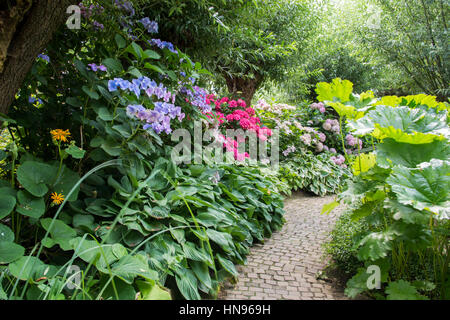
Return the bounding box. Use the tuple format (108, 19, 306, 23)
(51, 192, 65, 205)
(50, 129, 71, 142)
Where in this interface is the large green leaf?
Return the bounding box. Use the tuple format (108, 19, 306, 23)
(111, 254, 159, 284)
(190, 261, 212, 290)
(50, 166, 80, 201)
(137, 280, 171, 300)
(357, 231, 393, 261)
(0, 224, 14, 242)
(16, 191, 45, 218)
(175, 269, 201, 300)
(0, 195, 16, 219)
(8, 256, 45, 280)
(386, 280, 428, 300)
(0, 241, 24, 264)
(41, 218, 77, 250)
(384, 199, 428, 225)
(377, 139, 450, 168)
(387, 159, 450, 219)
(349, 106, 449, 144)
(16, 161, 56, 197)
(217, 254, 238, 277)
(316, 78, 353, 103)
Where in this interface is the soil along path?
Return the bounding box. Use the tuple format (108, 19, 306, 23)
(219, 191, 348, 300)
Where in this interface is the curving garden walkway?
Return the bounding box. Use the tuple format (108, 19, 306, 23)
(219, 191, 348, 300)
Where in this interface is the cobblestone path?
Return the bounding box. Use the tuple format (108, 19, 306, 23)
(219, 191, 348, 300)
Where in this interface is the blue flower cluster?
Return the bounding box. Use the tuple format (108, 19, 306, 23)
(148, 39, 177, 54)
(114, 0, 135, 16)
(181, 85, 212, 113)
(139, 17, 158, 34)
(108, 76, 175, 103)
(29, 96, 43, 105)
(38, 54, 50, 63)
(127, 103, 184, 134)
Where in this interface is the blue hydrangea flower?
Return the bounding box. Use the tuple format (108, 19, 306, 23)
(38, 54, 50, 62)
(139, 17, 158, 34)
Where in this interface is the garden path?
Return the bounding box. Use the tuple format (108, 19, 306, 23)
(219, 191, 348, 300)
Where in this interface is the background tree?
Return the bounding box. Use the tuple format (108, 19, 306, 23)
(144, 0, 319, 106)
(358, 0, 449, 100)
(0, 0, 79, 114)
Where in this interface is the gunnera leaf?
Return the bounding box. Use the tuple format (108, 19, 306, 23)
(387, 159, 450, 219)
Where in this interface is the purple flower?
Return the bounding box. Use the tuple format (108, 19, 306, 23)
(108, 79, 120, 92)
(139, 17, 158, 34)
(115, 0, 135, 16)
(93, 21, 104, 30)
(38, 54, 50, 62)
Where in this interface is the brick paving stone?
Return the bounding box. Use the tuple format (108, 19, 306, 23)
(219, 191, 348, 300)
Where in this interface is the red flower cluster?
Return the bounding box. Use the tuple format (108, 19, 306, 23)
(200, 94, 273, 161)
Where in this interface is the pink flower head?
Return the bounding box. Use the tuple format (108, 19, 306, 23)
(239, 118, 252, 130)
(229, 100, 238, 108)
(237, 99, 246, 107)
(226, 114, 235, 122)
(245, 107, 255, 116)
(220, 97, 229, 104)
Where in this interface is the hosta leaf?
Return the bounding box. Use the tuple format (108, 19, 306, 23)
(349, 106, 449, 144)
(182, 242, 208, 262)
(137, 280, 171, 300)
(386, 280, 428, 300)
(0, 195, 16, 219)
(190, 261, 212, 290)
(357, 231, 393, 261)
(0, 241, 24, 264)
(16, 191, 45, 218)
(387, 159, 450, 219)
(206, 229, 232, 251)
(377, 139, 450, 168)
(111, 254, 159, 284)
(175, 269, 201, 300)
(217, 254, 238, 277)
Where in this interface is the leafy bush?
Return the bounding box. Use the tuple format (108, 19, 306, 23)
(254, 99, 352, 196)
(321, 78, 450, 300)
(325, 211, 369, 276)
(0, 1, 284, 300)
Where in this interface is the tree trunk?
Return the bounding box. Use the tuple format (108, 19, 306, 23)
(0, 0, 77, 114)
(224, 73, 264, 107)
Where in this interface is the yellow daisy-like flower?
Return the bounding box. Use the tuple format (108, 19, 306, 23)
(51, 192, 65, 205)
(50, 129, 71, 142)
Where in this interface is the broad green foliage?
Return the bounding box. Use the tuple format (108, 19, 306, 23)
(322, 78, 450, 300)
(256, 99, 352, 196)
(0, 1, 285, 300)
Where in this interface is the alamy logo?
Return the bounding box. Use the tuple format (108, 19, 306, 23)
(66, 5, 81, 30)
(366, 265, 381, 289)
(366, 5, 381, 30)
(65, 265, 82, 290)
